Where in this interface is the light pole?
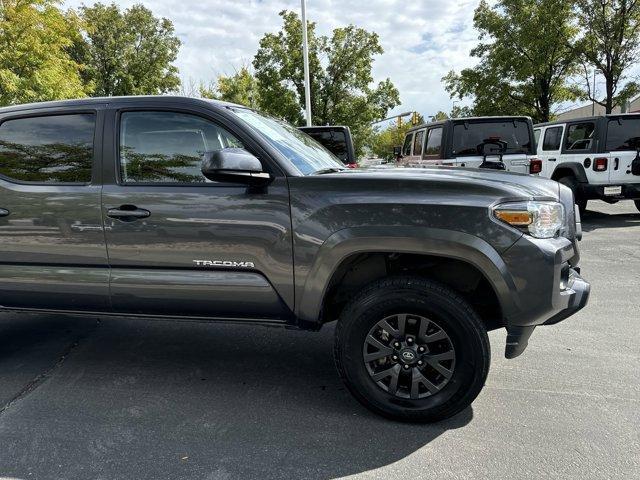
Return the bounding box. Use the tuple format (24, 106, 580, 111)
(301, 0, 312, 126)
(592, 69, 596, 116)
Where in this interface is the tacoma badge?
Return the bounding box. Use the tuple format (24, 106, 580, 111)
(193, 260, 255, 268)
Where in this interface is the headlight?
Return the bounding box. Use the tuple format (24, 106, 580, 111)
(493, 201, 565, 239)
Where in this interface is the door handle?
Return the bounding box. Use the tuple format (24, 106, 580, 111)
(107, 205, 150, 221)
(548, 158, 556, 162)
(0, 208, 9, 217)
(614, 157, 619, 170)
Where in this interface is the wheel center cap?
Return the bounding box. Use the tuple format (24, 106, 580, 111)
(400, 349, 417, 364)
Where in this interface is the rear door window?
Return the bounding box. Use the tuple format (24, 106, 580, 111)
(452, 120, 532, 156)
(0, 113, 95, 183)
(565, 122, 595, 151)
(424, 127, 443, 157)
(412, 130, 425, 156)
(402, 133, 413, 156)
(542, 126, 563, 151)
(606, 117, 640, 151)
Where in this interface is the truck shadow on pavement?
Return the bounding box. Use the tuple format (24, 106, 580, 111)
(0, 314, 472, 480)
(581, 209, 640, 232)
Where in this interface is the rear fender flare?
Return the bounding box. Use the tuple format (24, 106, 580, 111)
(551, 162, 588, 183)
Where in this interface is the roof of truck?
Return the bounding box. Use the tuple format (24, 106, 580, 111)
(0, 96, 241, 113)
(406, 115, 532, 133)
(535, 112, 640, 128)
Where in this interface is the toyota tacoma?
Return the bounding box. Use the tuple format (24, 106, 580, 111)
(0, 97, 590, 422)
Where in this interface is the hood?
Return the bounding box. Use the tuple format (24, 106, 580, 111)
(335, 166, 559, 200)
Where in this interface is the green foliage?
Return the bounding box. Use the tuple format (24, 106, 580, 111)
(73, 3, 181, 96)
(444, 0, 579, 123)
(200, 66, 261, 108)
(369, 122, 413, 160)
(574, 0, 640, 112)
(450, 105, 473, 118)
(0, 0, 89, 105)
(252, 10, 400, 156)
(432, 111, 449, 121)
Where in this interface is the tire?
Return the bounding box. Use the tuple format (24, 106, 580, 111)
(558, 176, 587, 216)
(334, 276, 490, 423)
(635, 200, 640, 213)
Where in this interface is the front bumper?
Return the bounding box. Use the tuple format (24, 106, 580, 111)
(500, 235, 591, 358)
(504, 268, 590, 359)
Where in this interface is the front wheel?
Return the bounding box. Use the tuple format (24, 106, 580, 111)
(334, 277, 490, 422)
(558, 176, 587, 216)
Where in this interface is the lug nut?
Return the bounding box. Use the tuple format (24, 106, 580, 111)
(418, 346, 425, 353)
(393, 342, 401, 349)
(403, 364, 410, 370)
(406, 337, 413, 344)
(417, 360, 423, 366)
(392, 355, 398, 361)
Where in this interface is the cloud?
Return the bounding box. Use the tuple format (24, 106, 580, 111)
(64, 0, 482, 121)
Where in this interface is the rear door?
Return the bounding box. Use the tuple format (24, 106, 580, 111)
(604, 116, 640, 186)
(422, 126, 444, 166)
(452, 118, 533, 172)
(561, 121, 603, 183)
(101, 103, 294, 320)
(0, 106, 109, 310)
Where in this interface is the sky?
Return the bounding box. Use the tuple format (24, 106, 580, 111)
(64, 0, 485, 125)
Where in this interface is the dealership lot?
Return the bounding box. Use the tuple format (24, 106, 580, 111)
(0, 202, 638, 480)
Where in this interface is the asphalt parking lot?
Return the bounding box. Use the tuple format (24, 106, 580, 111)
(0, 201, 638, 480)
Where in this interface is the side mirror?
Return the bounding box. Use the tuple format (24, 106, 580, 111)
(201, 148, 272, 185)
(393, 146, 403, 157)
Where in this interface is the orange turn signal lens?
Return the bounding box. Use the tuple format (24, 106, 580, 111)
(494, 210, 532, 226)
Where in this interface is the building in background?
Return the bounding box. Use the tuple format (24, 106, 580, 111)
(555, 96, 640, 121)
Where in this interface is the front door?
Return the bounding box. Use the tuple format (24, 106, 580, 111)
(0, 108, 109, 311)
(402, 128, 426, 167)
(538, 125, 564, 178)
(101, 107, 294, 320)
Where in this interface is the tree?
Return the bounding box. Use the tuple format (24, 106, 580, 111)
(200, 66, 261, 108)
(252, 10, 400, 156)
(369, 122, 413, 160)
(432, 111, 449, 121)
(72, 3, 180, 96)
(443, 0, 579, 123)
(574, 0, 640, 113)
(0, 0, 89, 105)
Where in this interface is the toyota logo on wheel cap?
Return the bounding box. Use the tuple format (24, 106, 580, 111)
(402, 351, 415, 361)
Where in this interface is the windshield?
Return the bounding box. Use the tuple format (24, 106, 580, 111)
(452, 120, 532, 156)
(606, 117, 640, 151)
(229, 108, 345, 174)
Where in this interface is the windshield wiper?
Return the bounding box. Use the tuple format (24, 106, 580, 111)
(312, 167, 347, 175)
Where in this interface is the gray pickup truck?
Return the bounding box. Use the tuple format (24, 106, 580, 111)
(0, 97, 589, 422)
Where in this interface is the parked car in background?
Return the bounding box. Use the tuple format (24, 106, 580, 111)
(298, 125, 357, 168)
(395, 116, 540, 174)
(534, 114, 640, 214)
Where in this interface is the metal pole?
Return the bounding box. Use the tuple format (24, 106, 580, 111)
(592, 70, 596, 116)
(301, 0, 312, 126)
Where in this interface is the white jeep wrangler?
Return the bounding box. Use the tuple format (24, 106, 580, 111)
(534, 114, 640, 214)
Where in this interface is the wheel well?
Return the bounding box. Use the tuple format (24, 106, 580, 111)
(321, 252, 503, 331)
(551, 167, 575, 181)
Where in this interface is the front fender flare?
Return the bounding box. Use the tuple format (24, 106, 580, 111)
(295, 226, 521, 325)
